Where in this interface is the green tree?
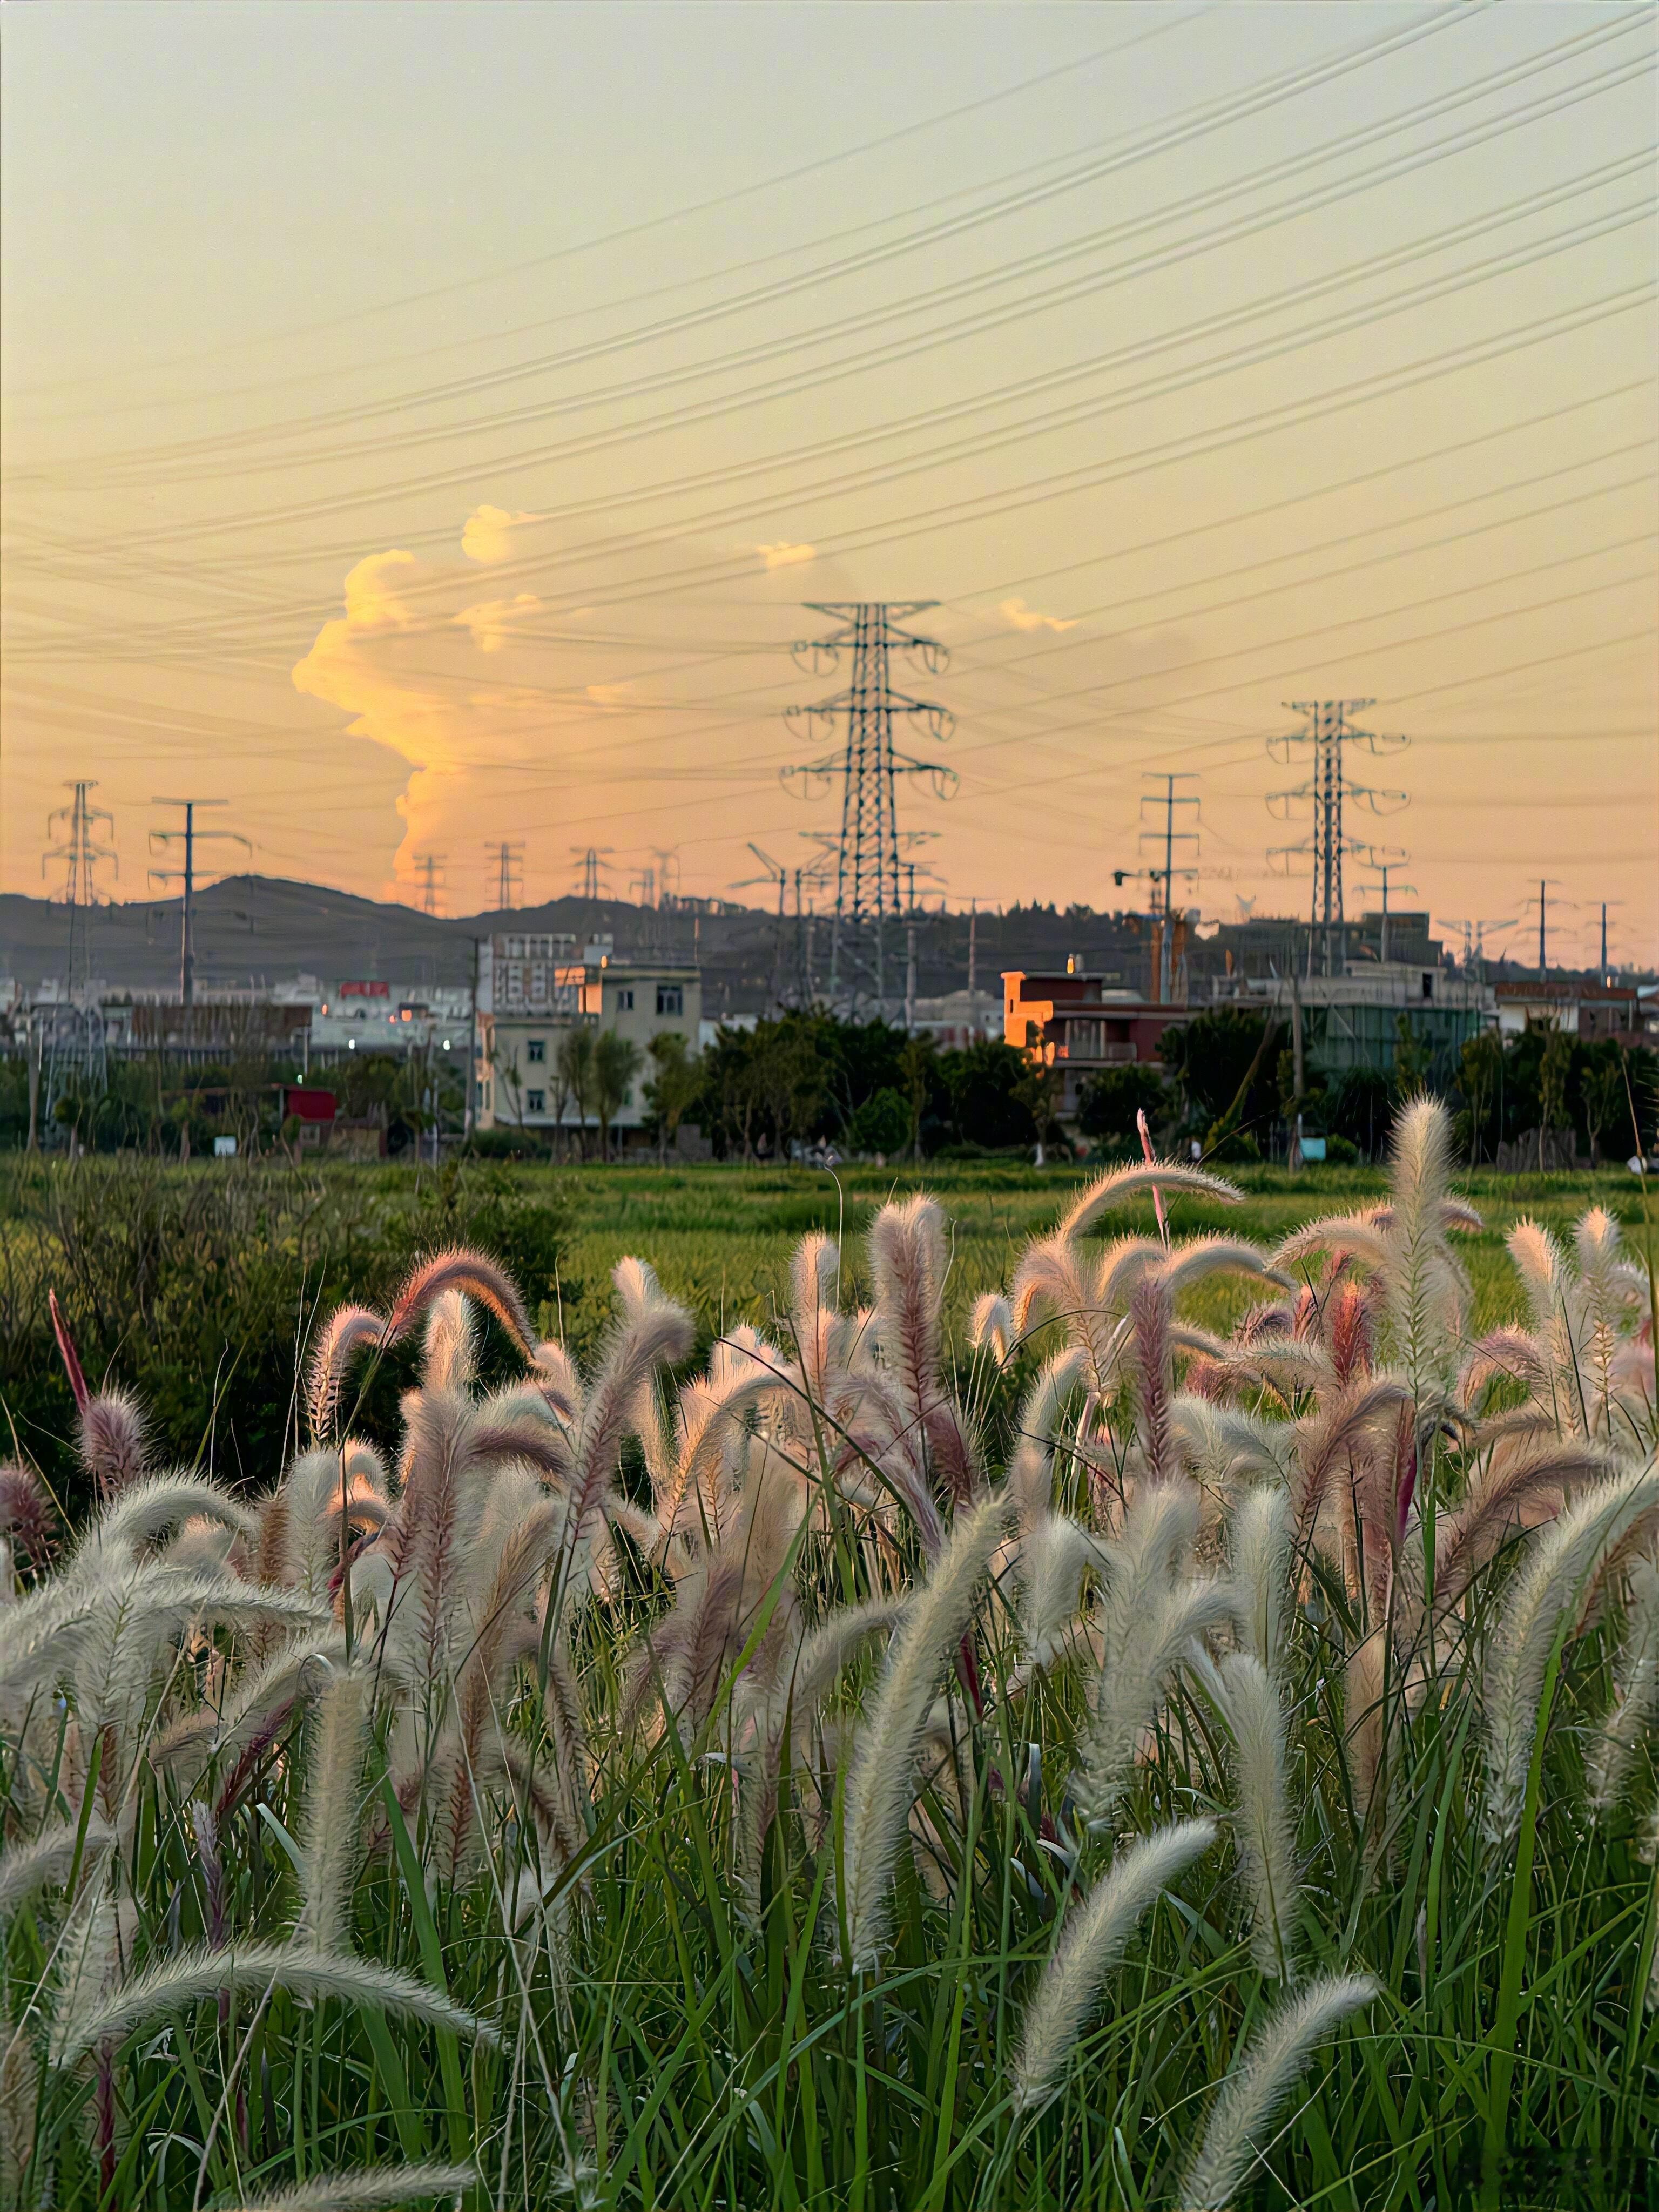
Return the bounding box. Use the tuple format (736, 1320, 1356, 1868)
(1581, 1045, 1629, 1168)
(1076, 1063, 1167, 1145)
(940, 1040, 1036, 1151)
(644, 1031, 702, 1164)
(1456, 1028, 1503, 1166)
(592, 1030, 642, 1163)
(1160, 1009, 1276, 1133)
(557, 1025, 597, 1159)
(847, 1086, 911, 1158)
(1539, 1026, 1575, 1170)
(1393, 1014, 1432, 1099)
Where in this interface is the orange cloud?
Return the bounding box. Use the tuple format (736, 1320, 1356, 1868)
(461, 504, 538, 564)
(998, 596, 1076, 633)
(454, 592, 541, 653)
(757, 540, 816, 570)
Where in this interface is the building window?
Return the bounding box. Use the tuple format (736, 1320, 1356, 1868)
(527, 1038, 545, 1063)
(1421, 974, 1434, 1000)
(656, 984, 683, 1016)
(615, 988, 635, 1012)
(526, 1089, 545, 1114)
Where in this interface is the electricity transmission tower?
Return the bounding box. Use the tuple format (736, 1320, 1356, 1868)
(149, 798, 249, 1006)
(411, 853, 446, 916)
(571, 846, 615, 900)
(41, 783, 118, 1132)
(44, 781, 117, 999)
(485, 840, 524, 911)
(783, 602, 955, 1017)
(1437, 916, 1515, 983)
(1268, 702, 1407, 977)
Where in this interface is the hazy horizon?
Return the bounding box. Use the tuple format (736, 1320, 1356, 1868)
(4, 2, 1655, 974)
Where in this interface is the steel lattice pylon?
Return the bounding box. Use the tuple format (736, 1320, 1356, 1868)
(783, 603, 955, 1017)
(1268, 701, 1409, 976)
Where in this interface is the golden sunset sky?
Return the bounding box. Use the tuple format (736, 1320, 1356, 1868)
(3, 2, 1655, 969)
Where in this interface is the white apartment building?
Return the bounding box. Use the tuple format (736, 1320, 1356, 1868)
(474, 934, 702, 1144)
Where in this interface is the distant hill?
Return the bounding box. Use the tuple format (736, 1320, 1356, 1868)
(0, 873, 1163, 1014)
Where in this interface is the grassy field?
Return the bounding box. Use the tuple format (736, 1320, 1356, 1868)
(546, 1157, 1654, 1351)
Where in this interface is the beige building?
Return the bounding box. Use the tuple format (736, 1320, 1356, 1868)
(473, 933, 702, 1145)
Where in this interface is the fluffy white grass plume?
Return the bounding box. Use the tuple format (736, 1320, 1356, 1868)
(1058, 1157, 1241, 1242)
(0, 1815, 115, 1917)
(1217, 1653, 1300, 1979)
(217, 2166, 477, 2212)
(1589, 1552, 1659, 1815)
(383, 1246, 533, 1356)
(307, 1305, 385, 1442)
(1229, 1485, 1292, 1673)
(1012, 1818, 1217, 2108)
(294, 1665, 369, 1955)
(969, 1292, 1013, 1363)
(78, 1473, 255, 1564)
(49, 1943, 497, 2065)
(1386, 1098, 1466, 1393)
(1485, 1461, 1659, 1840)
(841, 1498, 1005, 1970)
(1181, 1972, 1379, 2209)
(420, 1288, 476, 1393)
(1077, 1484, 1231, 1824)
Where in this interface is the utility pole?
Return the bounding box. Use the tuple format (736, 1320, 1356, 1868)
(1520, 881, 1565, 980)
(149, 798, 247, 1006)
(1139, 774, 1199, 1002)
(484, 840, 523, 911)
(733, 845, 788, 1013)
(44, 781, 117, 1000)
(1360, 858, 1414, 966)
(1268, 702, 1408, 978)
(783, 602, 955, 1019)
(967, 898, 977, 1000)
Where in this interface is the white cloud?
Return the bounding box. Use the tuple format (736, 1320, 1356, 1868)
(999, 596, 1077, 634)
(462, 504, 539, 564)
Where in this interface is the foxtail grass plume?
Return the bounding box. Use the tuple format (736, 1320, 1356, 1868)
(1485, 1462, 1659, 1839)
(49, 1943, 497, 2065)
(214, 2163, 478, 2211)
(1012, 1818, 1217, 2108)
(1589, 1552, 1659, 1815)
(1181, 1972, 1379, 2209)
(294, 1665, 369, 1954)
(1217, 1652, 1300, 1980)
(1229, 1484, 1292, 1673)
(841, 1498, 1005, 1970)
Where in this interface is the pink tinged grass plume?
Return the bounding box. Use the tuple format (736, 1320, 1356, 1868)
(385, 1246, 534, 1355)
(1217, 1652, 1301, 1981)
(1180, 1972, 1379, 2210)
(1484, 1461, 1659, 1842)
(294, 1665, 370, 1956)
(1012, 1818, 1217, 2109)
(840, 1498, 1006, 1971)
